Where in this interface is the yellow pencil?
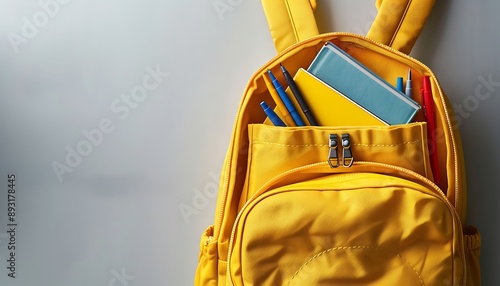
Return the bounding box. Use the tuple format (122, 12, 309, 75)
(262, 72, 296, 127)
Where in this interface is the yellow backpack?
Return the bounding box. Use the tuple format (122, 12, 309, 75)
(195, 1, 481, 285)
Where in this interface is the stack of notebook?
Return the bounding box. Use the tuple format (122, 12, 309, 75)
(303, 41, 420, 126)
(263, 41, 421, 127)
(285, 68, 388, 126)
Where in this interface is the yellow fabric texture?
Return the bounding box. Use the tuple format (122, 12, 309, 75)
(367, 0, 436, 54)
(231, 166, 464, 285)
(261, 0, 319, 53)
(194, 33, 481, 285)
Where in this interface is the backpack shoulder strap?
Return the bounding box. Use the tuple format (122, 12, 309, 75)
(261, 0, 435, 55)
(261, 0, 319, 54)
(367, 0, 436, 54)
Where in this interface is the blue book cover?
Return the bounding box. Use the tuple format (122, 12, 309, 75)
(307, 42, 420, 125)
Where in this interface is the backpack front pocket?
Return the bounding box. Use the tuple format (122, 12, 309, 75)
(228, 163, 465, 286)
(240, 123, 433, 207)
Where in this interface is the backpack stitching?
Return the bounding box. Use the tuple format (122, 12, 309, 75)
(252, 140, 422, 148)
(287, 245, 424, 285)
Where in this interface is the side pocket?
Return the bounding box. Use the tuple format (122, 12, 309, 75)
(194, 225, 218, 286)
(464, 226, 481, 286)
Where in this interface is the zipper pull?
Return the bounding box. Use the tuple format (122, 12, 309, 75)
(328, 134, 339, 168)
(342, 133, 354, 167)
(204, 235, 213, 247)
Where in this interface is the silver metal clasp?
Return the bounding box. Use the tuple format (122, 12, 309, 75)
(342, 133, 354, 167)
(328, 134, 339, 168)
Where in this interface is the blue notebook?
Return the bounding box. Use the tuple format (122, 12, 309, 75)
(307, 42, 420, 125)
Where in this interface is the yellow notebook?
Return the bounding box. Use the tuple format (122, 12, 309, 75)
(286, 68, 388, 126)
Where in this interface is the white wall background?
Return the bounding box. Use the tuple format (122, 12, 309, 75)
(0, 0, 498, 285)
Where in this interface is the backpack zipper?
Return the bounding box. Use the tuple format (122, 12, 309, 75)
(341, 133, 354, 167)
(328, 133, 354, 168)
(328, 134, 339, 168)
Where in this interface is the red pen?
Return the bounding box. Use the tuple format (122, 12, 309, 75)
(422, 76, 440, 185)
